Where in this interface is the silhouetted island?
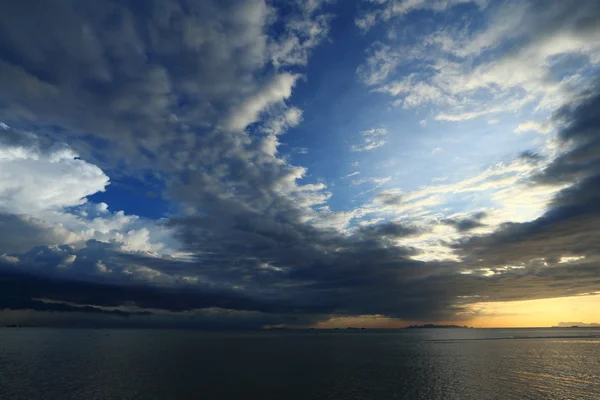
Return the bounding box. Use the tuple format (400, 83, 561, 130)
(405, 324, 471, 329)
(552, 322, 600, 328)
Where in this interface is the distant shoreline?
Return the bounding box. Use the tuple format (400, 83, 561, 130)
(404, 324, 472, 329)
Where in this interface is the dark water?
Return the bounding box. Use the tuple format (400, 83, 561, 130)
(1, 328, 599, 399)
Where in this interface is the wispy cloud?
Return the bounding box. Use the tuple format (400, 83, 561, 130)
(293, 147, 309, 154)
(351, 128, 388, 152)
(357, 1, 600, 122)
(514, 120, 553, 134)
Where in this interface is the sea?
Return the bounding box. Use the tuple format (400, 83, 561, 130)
(1, 328, 599, 399)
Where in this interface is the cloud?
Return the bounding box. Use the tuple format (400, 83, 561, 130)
(351, 128, 388, 152)
(0, 127, 109, 214)
(352, 176, 391, 188)
(356, 43, 401, 85)
(0, 214, 73, 254)
(356, 151, 560, 261)
(358, 1, 600, 122)
(0, 0, 331, 171)
(515, 120, 553, 134)
(1, 0, 600, 329)
(442, 212, 486, 232)
(452, 80, 600, 300)
(0, 126, 179, 255)
(358, 221, 423, 238)
(269, 0, 333, 67)
(292, 147, 309, 155)
(533, 83, 600, 185)
(225, 73, 299, 132)
(373, 190, 403, 206)
(356, 0, 487, 31)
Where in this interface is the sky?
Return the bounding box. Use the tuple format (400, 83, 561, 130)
(0, 0, 599, 329)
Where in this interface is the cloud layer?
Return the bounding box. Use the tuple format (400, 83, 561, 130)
(1, 0, 599, 328)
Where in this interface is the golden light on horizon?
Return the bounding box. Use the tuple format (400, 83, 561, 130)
(465, 293, 600, 328)
(314, 294, 600, 329)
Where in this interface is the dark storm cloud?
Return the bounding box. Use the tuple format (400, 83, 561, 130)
(358, 221, 422, 238)
(0, 214, 69, 253)
(0, 268, 324, 329)
(1, 219, 466, 324)
(0, 266, 273, 315)
(0, 297, 151, 318)
(442, 212, 486, 232)
(455, 79, 600, 283)
(534, 83, 600, 185)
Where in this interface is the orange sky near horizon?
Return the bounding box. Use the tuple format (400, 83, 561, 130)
(314, 293, 600, 329)
(465, 293, 600, 328)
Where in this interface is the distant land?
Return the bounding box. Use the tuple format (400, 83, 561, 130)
(405, 324, 472, 329)
(265, 325, 471, 330)
(553, 322, 600, 328)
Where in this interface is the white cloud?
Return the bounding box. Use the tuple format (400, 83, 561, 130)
(376, 74, 451, 108)
(356, 43, 400, 85)
(308, 206, 359, 232)
(0, 129, 109, 214)
(351, 128, 388, 152)
(391, 0, 486, 16)
(435, 109, 498, 122)
(260, 107, 304, 157)
(57, 254, 76, 268)
(0, 127, 179, 257)
(358, 1, 600, 122)
(515, 120, 553, 135)
(292, 147, 309, 155)
(226, 73, 299, 132)
(356, 0, 487, 31)
(0, 254, 19, 264)
(269, 0, 332, 67)
(352, 176, 391, 187)
(559, 256, 585, 264)
(352, 151, 563, 261)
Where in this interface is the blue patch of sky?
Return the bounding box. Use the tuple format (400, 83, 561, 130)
(88, 173, 171, 219)
(284, 1, 394, 210)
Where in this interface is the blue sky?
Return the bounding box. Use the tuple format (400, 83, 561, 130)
(1, 0, 600, 328)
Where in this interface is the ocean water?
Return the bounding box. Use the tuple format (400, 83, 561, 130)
(1, 328, 599, 399)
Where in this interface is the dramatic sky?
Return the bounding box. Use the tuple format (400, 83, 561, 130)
(1, 0, 599, 329)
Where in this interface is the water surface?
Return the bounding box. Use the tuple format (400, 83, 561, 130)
(1, 328, 599, 399)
